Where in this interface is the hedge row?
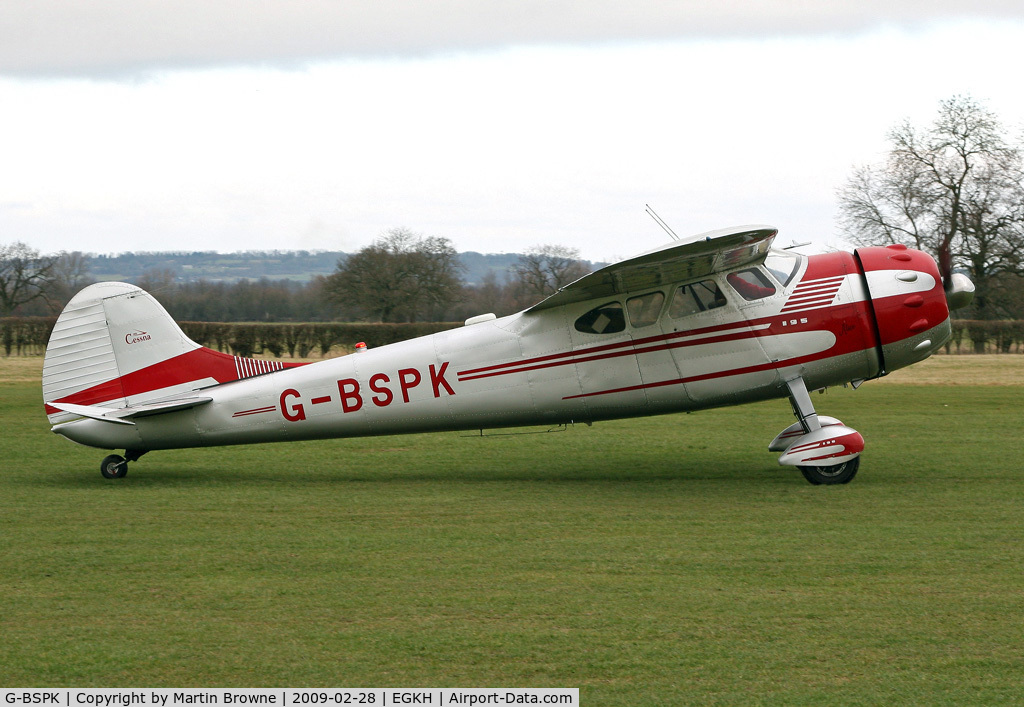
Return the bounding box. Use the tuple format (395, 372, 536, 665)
(1, 317, 57, 356)
(1, 318, 461, 358)
(5, 317, 1024, 357)
(947, 320, 1024, 354)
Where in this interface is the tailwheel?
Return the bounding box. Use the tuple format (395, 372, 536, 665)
(100, 454, 128, 479)
(100, 449, 147, 478)
(798, 456, 860, 485)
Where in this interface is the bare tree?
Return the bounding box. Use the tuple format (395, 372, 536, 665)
(454, 270, 525, 321)
(135, 268, 178, 295)
(0, 242, 57, 315)
(512, 244, 591, 305)
(838, 95, 1024, 319)
(46, 251, 95, 308)
(325, 228, 464, 322)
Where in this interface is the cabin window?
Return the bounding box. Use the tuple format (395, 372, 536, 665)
(626, 291, 665, 328)
(764, 252, 800, 286)
(669, 279, 726, 318)
(727, 268, 777, 301)
(574, 301, 626, 334)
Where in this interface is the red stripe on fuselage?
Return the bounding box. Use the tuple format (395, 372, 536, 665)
(45, 349, 305, 415)
(458, 251, 863, 384)
(562, 350, 839, 400)
(457, 321, 765, 381)
(457, 325, 768, 382)
(232, 405, 277, 418)
(457, 317, 781, 380)
(458, 299, 876, 384)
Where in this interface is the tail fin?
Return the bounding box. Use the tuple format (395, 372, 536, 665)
(43, 282, 302, 424)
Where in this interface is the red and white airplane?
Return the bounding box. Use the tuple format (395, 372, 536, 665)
(42, 225, 973, 484)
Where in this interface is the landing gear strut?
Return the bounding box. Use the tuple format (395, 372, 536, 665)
(99, 449, 147, 479)
(770, 377, 864, 485)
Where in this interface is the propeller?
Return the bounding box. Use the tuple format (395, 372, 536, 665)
(936, 240, 975, 311)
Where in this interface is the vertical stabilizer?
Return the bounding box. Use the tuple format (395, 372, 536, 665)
(43, 282, 302, 424)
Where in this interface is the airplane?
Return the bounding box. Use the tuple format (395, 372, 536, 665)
(41, 225, 974, 484)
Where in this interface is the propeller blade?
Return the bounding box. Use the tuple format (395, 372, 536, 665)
(936, 240, 954, 291)
(934, 239, 973, 309)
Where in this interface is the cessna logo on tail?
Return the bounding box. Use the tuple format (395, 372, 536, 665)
(125, 330, 152, 345)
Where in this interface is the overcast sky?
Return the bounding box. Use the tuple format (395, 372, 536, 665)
(3, 1, 1024, 261)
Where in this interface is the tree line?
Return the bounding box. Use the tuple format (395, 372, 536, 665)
(1, 232, 593, 323)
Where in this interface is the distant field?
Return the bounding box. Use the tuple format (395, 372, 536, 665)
(2, 356, 1023, 703)
(874, 353, 1024, 385)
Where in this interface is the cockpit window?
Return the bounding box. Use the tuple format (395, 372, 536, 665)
(727, 268, 777, 301)
(764, 252, 800, 286)
(626, 291, 665, 328)
(669, 279, 726, 318)
(574, 301, 626, 334)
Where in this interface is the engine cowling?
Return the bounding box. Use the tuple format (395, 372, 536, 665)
(855, 244, 959, 372)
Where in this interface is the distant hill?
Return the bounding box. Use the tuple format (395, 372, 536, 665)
(87, 250, 600, 286)
(89, 251, 343, 284)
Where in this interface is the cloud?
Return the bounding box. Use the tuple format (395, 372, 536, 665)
(3, 0, 1020, 77)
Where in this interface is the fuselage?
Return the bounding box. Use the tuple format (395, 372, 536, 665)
(53, 244, 952, 453)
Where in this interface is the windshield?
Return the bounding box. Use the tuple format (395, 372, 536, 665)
(763, 251, 801, 287)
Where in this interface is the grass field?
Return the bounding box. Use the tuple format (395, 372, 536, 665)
(2, 356, 1023, 704)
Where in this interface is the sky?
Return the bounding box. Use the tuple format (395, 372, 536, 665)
(3, 1, 1024, 263)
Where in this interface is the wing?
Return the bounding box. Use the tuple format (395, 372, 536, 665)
(526, 225, 778, 312)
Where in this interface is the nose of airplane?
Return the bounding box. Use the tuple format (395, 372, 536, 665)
(855, 243, 975, 371)
(944, 272, 975, 311)
(854, 244, 952, 360)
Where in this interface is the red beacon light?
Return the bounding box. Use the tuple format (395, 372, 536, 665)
(354, 342, 367, 353)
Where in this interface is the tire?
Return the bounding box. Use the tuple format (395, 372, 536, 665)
(100, 454, 128, 479)
(798, 456, 860, 485)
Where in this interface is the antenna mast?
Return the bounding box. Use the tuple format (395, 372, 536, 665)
(645, 204, 680, 241)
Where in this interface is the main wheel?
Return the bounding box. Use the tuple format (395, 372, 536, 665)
(100, 454, 128, 479)
(798, 456, 860, 485)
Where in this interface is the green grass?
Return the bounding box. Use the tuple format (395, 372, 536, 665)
(2, 367, 1023, 704)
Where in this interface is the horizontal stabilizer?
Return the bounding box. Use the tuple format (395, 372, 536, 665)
(116, 397, 214, 419)
(49, 396, 213, 425)
(48, 402, 136, 425)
